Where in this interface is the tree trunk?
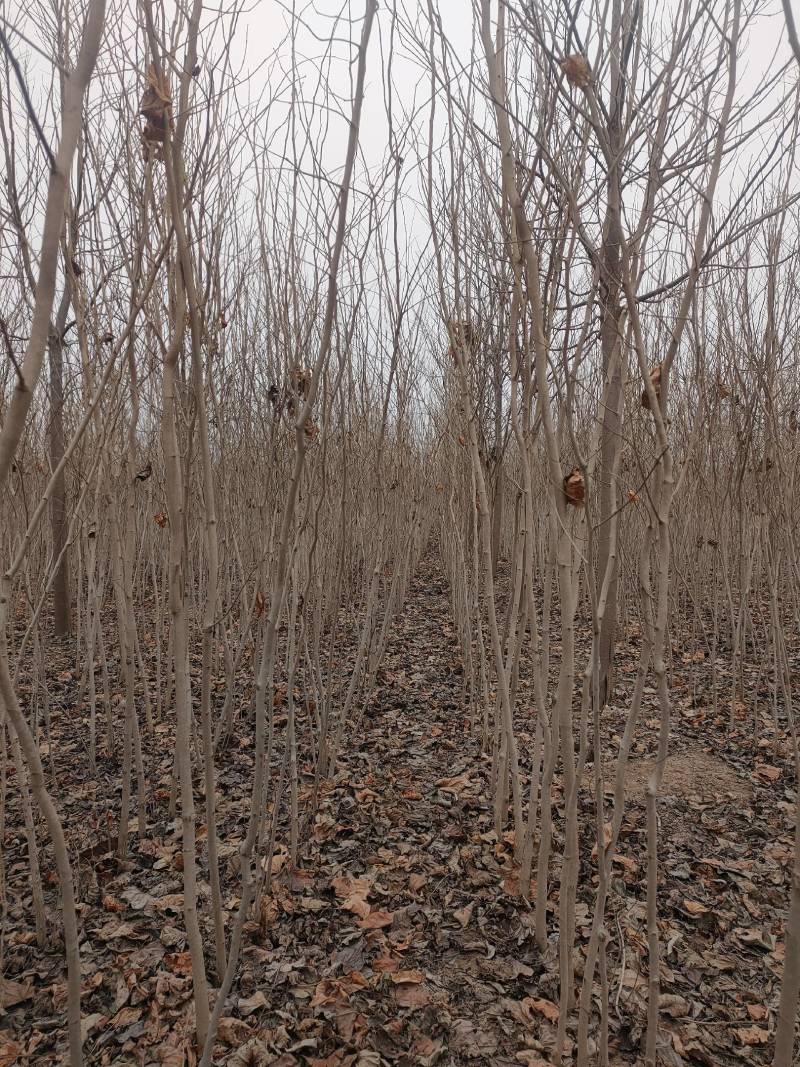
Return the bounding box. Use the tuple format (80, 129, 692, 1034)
(48, 307, 71, 637)
(596, 0, 628, 707)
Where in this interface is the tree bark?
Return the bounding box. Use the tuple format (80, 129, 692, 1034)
(48, 296, 71, 637)
(596, 0, 627, 708)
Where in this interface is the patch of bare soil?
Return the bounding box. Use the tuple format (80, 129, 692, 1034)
(619, 750, 752, 801)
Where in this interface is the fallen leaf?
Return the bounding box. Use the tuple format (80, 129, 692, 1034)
(453, 902, 474, 927)
(436, 773, 471, 795)
(358, 910, 394, 930)
(344, 893, 371, 920)
(165, 951, 193, 974)
(80, 1013, 105, 1041)
(524, 996, 559, 1023)
(121, 886, 153, 910)
(682, 899, 710, 916)
(736, 1025, 769, 1046)
(372, 954, 401, 973)
(218, 1016, 252, 1045)
(0, 1038, 23, 1067)
(97, 920, 142, 941)
(395, 982, 431, 1008)
(0, 979, 33, 1009)
(110, 1005, 141, 1028)
(747, 1004, 768, 1021)
(238, 989, 268, 1016)
(755, 765, 781, 782)
(390, 969, 424, 984)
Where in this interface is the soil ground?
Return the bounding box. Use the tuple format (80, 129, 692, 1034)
(1, 554, 796, 1065)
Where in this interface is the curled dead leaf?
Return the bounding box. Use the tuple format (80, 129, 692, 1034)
(563, 467, 585, 508)
(642, 363, 662, 410)
(523, 996, 559, 1023)
(139, 64, 173, 159)
(682, 899, 711, 916)
(560, 53, 591, 88)
(736, 1025, 769, 1046)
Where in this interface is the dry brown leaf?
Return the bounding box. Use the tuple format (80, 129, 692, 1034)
(410, 1035, 445, 1064)
(736, 1025, 769, 1046)
(97, 920, 143, 941)
(0, 978, 33, 1008)
(164, 950, 193, 974)
(238, 989, 268, 1016)
(372, 953, 401, 973)
(80, 1013, 105, 1041)
(110, 1005, 141, 1028)
(660, 994, 690, 1018)
(218, 1016, 252, 1046)
(395, 981, 431, 1009)
(756, 764, 781, 782)
(560, 54, 591, 88)
(390, 969, 424, 985)
(338, 971, 368, 995)
(153, 893, 184, 913)
(343, 893, 371, 920)
(358, 909, 394, 930)
(591, 821, 613, 860)
(683, 899, 711, 916)
(0, 1038, 23, 1067)
(436, 772, 471, 795)
(642, 363, 662, 410)
(453, 901, 474, 928)
(523, 996, 559, 1023)
(563, 467, 585, 508)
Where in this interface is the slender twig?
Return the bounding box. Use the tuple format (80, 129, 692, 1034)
(0, 26, 56, 172)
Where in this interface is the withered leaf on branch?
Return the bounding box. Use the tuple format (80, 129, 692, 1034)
(560, 54, 591, 89)
(563, 466, 585, 507)
(140, 63, 173, 157)
(140, 64, 172, 122)
(452, 320, 475, 346)
(641, 363, 662, 410)
(290, 365, 312, 397)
